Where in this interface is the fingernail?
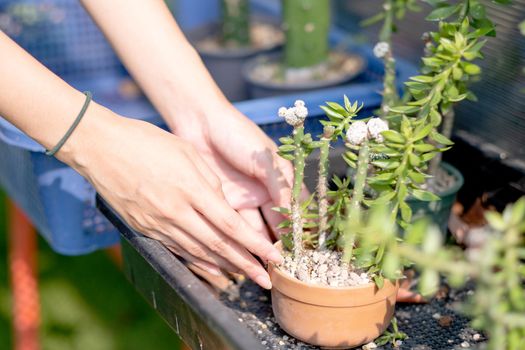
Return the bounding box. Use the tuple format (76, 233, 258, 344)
(267, 250, 284, 264)
(255, 274, 273, 290)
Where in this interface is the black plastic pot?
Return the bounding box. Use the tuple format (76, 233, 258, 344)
(407, 162, 464, 234)
(187, 20, 282, 102)
(242, 52, 366, 99)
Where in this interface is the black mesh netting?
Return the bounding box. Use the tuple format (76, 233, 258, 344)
(220, 280, 485, 350)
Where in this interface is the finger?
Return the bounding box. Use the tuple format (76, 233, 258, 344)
(180, 209, 275, 289)
(256, 150, 294, 209)
(167, 243, 223, 276)
(261, 201, 285, 239)
(238, 207, 272, 243)
(152, 225, 240, 273)
(190, 187, 283, 265)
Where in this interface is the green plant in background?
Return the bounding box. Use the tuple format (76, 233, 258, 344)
(361, 0, 422, 116)
(401, 198, 525, 350)
(377, 0, 509, 179)
(220, 0, 251, 47)
(282, 0, 330, 69)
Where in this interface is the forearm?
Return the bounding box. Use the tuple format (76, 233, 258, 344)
(0, 31, 118, 169)
(80, 0, 229, 131)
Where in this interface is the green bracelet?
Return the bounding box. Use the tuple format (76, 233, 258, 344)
(45, 91, 92, 157)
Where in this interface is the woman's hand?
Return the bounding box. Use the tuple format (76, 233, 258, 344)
(167, 102, 298, 240)
(62, 106, 283, 289)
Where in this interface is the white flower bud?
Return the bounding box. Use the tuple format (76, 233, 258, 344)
(346, 121, 368, 145)
(278, 101, 308, 127)
(294, 105, 308, 120)
(373, 41, 390, 59)
(294, 100, 305, 108)
(367, 118, 389, 143)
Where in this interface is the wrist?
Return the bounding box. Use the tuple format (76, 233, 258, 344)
(55, 102, 122, 174)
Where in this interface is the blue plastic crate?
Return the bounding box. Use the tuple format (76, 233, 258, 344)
(0, 0, 417, 255)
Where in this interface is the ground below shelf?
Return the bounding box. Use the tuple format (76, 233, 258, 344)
(220, 279, 486, 350)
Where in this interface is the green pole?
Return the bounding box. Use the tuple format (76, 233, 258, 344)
(283, 0, 330, 68)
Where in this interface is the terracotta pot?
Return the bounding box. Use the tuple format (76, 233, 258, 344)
(268, 242, 398, 348)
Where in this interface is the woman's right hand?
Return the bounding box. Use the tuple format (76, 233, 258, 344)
(60, 105, 283, 289)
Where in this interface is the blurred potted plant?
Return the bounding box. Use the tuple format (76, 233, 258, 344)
(187, 0, 284, 101)
(268, 93, 445, 347)
(243, 0, 365, 98)
(388, 197, 525, 350)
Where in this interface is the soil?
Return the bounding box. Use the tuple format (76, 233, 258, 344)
(247, 51, 364, 86)
(220, 279, 486, 350)
(280, 249, 370, 287)
(196, 22, 283, 53)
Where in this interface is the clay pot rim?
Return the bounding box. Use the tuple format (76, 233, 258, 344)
(269, 261, 380, 291)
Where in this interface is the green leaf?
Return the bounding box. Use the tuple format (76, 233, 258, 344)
(409, 153, 422, 167)
(326, 101, 346, 115)
(320, 105, 344, 120)
(419, 269, 439, 296)
(413, 143, 435, 152)
(280, 233, 294, 251)
(272, 206, 290, 214)
(372, 159, 401, 169)
(388, 105, 421, 114)
(471, 3, 486, 20)
(278, 152, 295, 161)
(375, 190, 397, 204)
(277, 220, 291, 229)
(373, 275, 385, 289)
(279, 136, 294, 145)
(411, 189, 440, 201)
(412, 124, 434, 142)
(430, 131, 454, 146)
(382, 130, 406, 144)
(463, 62, 481, 75)
(485, 211, 506, 231)
(410, 75, 434, 83)
(400, 201, 413, 223)
(278, 144, 296, 153)
(344, 150, 358, 161)
(408, 170, 426, 184)
(425, 4, 462, 21)
(343, 95, 352, 111)
(452, 66, 463, 80)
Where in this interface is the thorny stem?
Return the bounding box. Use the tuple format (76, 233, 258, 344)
(428, 107, 454, 180)
(343, 140, 370, 263)
(317, 137, 331, 250)
(291, 126, 306, 260)
(379, 0, 398, 116)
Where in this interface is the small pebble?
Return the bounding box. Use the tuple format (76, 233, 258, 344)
(461, 341, 470, 348)
(261, 341, 267, 345)
(258, 295, 268, 302)
(438, 315, 453, 327)
(362, 341, 377, 349)
(238, 318, 243, 322)
(432, 313, 441, 319)
(472, 334, 481, 341)
(278, 341, 285, 346)
(283, 335, 289, 341)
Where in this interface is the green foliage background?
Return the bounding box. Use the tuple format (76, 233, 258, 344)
(0, 191, 181, 350)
